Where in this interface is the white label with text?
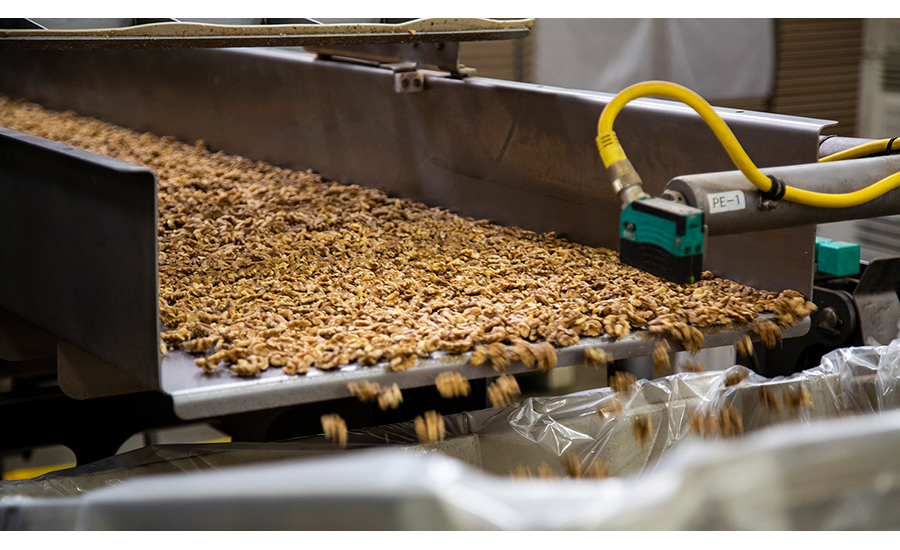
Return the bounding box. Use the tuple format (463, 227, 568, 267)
(707, 191, 746, 213)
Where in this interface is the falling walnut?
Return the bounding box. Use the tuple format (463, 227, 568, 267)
(584, 347, 610, 369)
(719, 403, 744, 437)
(691, 404, 744, 438)
(321, 414, 348, 448)
(488, 374, 521, 407)
(649, 316, 705, 355)
(784, 384, 813, 412)
(690, 410, 717, 437)
(414, 410, 445, 444)
(609, 371, 637, 394)
(560, 453, 582, 478)
(348, 381, 381, 403)
(0, 95, 817, 379)
(486, 342, 511, 371)
(724, 368, 750, 387)
(759, 385, 782, 412)
(470, 346, 489, 367)
(652, 341, 670, 374)
(596, 395, 623, 419)
(680, 360, 706, 373)
(377, 383, 403, 410)
(435, 372, 471, 398)
(508, 339, 536, 368)
(632, 413, 652, 447)
(533, 343, 558, 372)
(734, 335, 754, 357)
(756, 321, 783, 349)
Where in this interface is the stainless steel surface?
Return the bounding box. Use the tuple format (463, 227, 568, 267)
(854, 257, 900, 346)
(0, 18, 533, 50)
(666, 155, 900, 235)
(163, 316, 809, 420)
(705, 226, 816, 297)
(0, 47, 826, 415)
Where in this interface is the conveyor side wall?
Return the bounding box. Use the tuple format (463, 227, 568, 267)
(0, 128, 159, 388)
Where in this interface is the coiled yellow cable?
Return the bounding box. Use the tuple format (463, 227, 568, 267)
(596, 80, 900, 208)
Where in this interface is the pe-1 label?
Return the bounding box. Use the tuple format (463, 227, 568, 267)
(707, 191, 746, 213)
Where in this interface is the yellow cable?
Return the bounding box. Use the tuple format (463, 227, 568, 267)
(819, 138, 900, 162)
(597, 80, 900, 208)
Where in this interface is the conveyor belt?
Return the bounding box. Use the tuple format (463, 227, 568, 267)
(0, 124, 812, 420)
(162, 315, 810, 419)
(0, 46, 828, 422)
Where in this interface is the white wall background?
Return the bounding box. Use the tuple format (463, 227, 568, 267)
(534, 19, 776, 100)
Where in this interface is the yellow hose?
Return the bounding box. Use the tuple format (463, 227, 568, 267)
(597, 80, 900, 208)
(819, 138, 900, 162)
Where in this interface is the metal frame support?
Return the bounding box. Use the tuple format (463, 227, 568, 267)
(854, 257, 900, 346)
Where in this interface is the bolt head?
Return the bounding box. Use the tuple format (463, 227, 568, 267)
(818, 306, 840, 329)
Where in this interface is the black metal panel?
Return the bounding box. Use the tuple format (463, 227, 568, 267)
(0, 19, 45, 30)
(0, 127, 159, 387)
(854, 257, 900, 346)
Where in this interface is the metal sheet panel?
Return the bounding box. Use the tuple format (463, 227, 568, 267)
(0, 128, 160, 388)
(703, 226, 816, 299)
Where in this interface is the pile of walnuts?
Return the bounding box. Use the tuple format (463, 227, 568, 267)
(0, 96, 815, 379)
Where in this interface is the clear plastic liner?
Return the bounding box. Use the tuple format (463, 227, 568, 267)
(5, 340, 900, 529)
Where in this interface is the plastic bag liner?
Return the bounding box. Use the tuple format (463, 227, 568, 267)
(5, 340, 900, 529)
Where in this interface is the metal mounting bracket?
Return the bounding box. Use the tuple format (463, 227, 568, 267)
(310, 41, 476, 79)
(394, 70, 426, 93)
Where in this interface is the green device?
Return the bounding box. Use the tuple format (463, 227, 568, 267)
(815, 237, 860, 277)
(619, 197, 706, 284)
